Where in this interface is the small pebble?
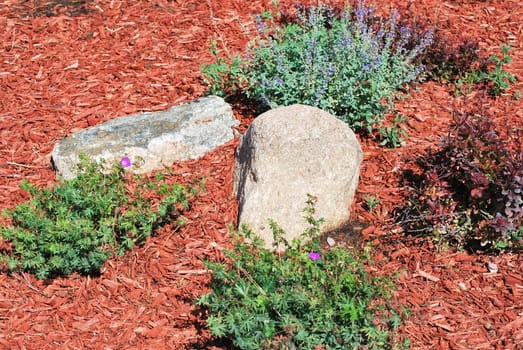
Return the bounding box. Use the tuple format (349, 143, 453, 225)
(326, 237, 336, 246)
(487, 262, 498, 273)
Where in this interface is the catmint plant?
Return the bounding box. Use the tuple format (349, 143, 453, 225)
(201, 1, 433, 140)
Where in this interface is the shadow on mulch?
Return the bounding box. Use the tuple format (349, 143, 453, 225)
(10, 0, 95, 18)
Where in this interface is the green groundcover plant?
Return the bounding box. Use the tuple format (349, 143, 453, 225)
(201, 1, 433, 145)
(0, 154, 193, 279)
(464, 44, 516, 97)
(444, 43, 516, 97)
(415, 26, 516, 97)
(198, 196, 408, 350)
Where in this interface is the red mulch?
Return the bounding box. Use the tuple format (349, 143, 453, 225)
(0, 0, 522, 349)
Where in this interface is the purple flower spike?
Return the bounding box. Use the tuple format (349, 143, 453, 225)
(308, 252, 321, 261)
(120, 157, 131, 168)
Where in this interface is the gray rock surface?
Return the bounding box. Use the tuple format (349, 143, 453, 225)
(52, 95, 238, 179)
(233, 104, 363, 249)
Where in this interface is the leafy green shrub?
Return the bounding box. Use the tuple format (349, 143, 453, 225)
(474, 44, 516, 96)
(201, 2, 432, 141)
(399, 103, 523, 252)
(450, 44, 516, 97)
(198, 196, 407, 350)
(0, 154, 192, 279)
(416, 28, 515, 96)
(200, 39, 245, 98)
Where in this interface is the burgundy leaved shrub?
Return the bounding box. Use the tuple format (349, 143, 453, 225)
(400, 101, 522, 252)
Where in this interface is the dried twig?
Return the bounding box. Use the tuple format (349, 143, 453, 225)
(177, 269, 210, 275)
(13, 273, 46, 296)
(414, 262, 440, 282)
(6, 161, 36, 169)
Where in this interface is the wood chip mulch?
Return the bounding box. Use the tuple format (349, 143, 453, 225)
(0, 0, 521, 349)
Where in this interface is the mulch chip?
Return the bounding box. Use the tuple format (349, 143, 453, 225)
(0, 0, 522, 348)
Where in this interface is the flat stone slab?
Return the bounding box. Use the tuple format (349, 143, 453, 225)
(52, 95, 238, 179)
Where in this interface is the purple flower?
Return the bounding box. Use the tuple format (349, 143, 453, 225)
(327, 64, 336, 76)
(260, 94, 271, 107)
(255, 14, 267, 34)
(120, 157, 131, 168)
(341, 35, 352, 48)
(273, 77, 284, 86)
(308, 252, 321, 261)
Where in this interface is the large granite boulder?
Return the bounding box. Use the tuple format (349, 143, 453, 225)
(233, 104, 363, 249)
(52, 96, 238, 179)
